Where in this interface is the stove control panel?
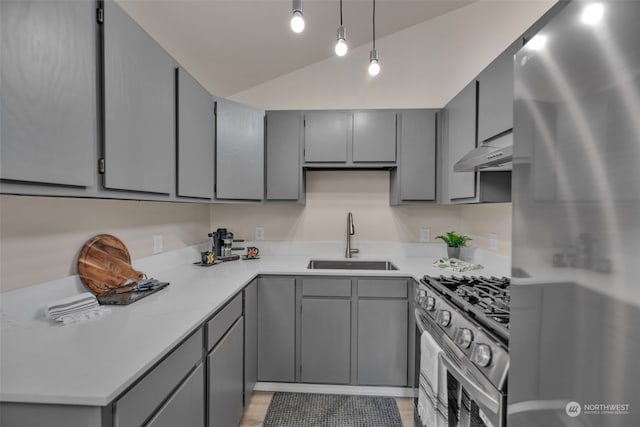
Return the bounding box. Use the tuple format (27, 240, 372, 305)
(424, 296, 436, 311)
(416, 279, 509, 391)
(436, 310, 451, 327)
(472, 343, 493, 367)
(455, 328, 474, 349)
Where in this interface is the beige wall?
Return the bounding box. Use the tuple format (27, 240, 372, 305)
(211, 171, 512, 254)
(229, 1, 555, 109)
(0, 175, 511, 292)
(460, 202, 513, 255)
(0, 196, 210, 292)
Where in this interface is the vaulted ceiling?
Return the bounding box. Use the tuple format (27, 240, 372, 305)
(117, 0, 476, 96)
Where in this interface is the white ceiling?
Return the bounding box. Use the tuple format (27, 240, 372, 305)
(117, 0, 475, 97)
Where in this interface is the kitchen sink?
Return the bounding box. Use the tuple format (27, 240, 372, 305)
(307, 259, 399, 271)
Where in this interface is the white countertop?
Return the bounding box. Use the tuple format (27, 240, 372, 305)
(0, 243, 510, 406)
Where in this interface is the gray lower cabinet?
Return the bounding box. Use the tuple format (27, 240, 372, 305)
(115, 329, 203, 427)
(390, 109, 437, 204)
(102, 0, 175, 194)
(257, 277, 296, 382)
(300, 298, 351, 384)
(357, 299, 408, 386)
(216, 99, 264, 200)
(353, 111, 397, 163)
(244, 280, 258, 404)
(477, 41, 519, 143)
(147, 363, 205, 427)
(208, 317, 245, 427)
(443, 81, 477, 202)
(304, 111, 350, 163)
(256, 275, 413, 388)
(0, 0, 95, 187)
(265, 111, 302, 201)
(177, 67, 215, 199)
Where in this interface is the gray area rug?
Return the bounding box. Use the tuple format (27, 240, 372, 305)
(263, 392, 403, 427)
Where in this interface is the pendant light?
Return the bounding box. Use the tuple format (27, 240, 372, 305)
(335, 0, 348, 57)
(290, 0, 305, 33)
(368, 0, 380, 76)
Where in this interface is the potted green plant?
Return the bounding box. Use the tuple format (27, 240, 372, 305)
(436, 231, 472, 259)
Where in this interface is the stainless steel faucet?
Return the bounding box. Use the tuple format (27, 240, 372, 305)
(345, 212, 359, 258)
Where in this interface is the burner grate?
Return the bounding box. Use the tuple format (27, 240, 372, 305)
(424, 274, 511, 337)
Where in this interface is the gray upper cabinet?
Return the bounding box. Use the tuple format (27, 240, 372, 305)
(177, 67, 214, 199)
(443, 81, 477, 201)
(300, 298, 351, 384)
(257, 277, 296, 382)
(266, 111, 302, 201)
(477, 41, 519, 142)
(304, 111, 350, 162)
(216, 99, 264, 200)
(390, 109, 437, 203)
(353, 111, 397, 162)
(103, 0, 175, 194)
(0, 0, 95, 187)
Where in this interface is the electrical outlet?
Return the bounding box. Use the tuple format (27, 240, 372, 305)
(153, 234, 163, 254)
(420, 228, 431, 243)
(255, 227, 264, 241)
(489, 233, 498, 250)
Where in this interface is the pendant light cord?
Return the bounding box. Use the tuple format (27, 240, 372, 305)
(340, 0, 343, 26)
(372, 0, 376, 49)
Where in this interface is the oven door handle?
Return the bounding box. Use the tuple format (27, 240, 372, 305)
(439, 352, 501, 414)
(415, 310, 430, 334)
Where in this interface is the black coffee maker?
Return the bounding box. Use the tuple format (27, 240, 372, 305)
(208, 228, 233, 257)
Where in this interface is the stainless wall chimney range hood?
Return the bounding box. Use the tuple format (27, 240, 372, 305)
(454, 131, 513, 172)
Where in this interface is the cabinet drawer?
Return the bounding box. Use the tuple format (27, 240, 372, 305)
(358, 279, 407, 298)
(302, 278, 351, 297)
(207, 293, 242, 351)
(114, 329, 203, 427)
(147, 363, 205, 427)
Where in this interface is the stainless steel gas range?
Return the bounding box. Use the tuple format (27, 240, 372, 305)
(414, 275, 510, 427)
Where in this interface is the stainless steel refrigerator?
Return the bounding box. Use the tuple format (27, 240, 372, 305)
(509, 1, 640, 426)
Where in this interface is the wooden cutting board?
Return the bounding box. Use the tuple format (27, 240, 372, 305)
(77, 234, 144, 294)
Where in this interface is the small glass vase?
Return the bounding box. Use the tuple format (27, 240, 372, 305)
(447, 247, 461, 259)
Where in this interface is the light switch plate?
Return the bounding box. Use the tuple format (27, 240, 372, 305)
(255, 227, 264, 241)
(420, 228, 431, 243)
(153, 234, 163, 254)
(489, 233, 498, 250)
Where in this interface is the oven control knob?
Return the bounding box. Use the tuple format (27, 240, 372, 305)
(455, 328, 473, 349)
(415, 289, 427, 305)
(425, 296, 436, 311)
(472, 343, 493, 367)
(436, 310, 451, 327)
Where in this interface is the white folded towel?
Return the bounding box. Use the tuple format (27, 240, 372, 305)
(45, 293, 109, 325)
(417, 330, 448, 427)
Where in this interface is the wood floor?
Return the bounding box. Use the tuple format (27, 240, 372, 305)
(239, 391, 414, 427)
